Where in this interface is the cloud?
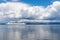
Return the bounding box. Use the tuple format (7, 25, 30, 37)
(0, 1, 60, 22)
(46, 1, 60, 20)
(0, 2, 45, 20)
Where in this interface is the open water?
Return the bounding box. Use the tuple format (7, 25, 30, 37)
(0, 24, 60, 40)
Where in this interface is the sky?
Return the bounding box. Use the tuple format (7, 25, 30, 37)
(0, 0, 60, 23)
(20, 0, 60, 6)
(0, 0, 60, 6)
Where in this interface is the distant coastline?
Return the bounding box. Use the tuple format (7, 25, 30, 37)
(0, 20, 60, 25)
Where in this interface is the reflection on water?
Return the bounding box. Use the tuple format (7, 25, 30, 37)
(0, 24, 60, 40)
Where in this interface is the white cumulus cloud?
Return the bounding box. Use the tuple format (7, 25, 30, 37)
(0, 1, 60, 22)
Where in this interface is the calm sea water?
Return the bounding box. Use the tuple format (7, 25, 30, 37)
(0, 24, 60, 40)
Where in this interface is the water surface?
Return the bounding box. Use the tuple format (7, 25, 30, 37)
(0, 24, 60, 40)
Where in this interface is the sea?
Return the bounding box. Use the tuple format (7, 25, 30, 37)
(0, 24, 60, 40)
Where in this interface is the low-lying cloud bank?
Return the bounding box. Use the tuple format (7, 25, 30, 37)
(0, 1, 60, 22)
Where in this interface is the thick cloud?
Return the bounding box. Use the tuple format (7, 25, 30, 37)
(46, 1, 60, 20)
(0, 2, 45, 20)
(0, 1, 60, 23)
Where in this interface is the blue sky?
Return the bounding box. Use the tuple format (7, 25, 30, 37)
(0, 0, 60, 6)
(20, 0, 51, 6)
